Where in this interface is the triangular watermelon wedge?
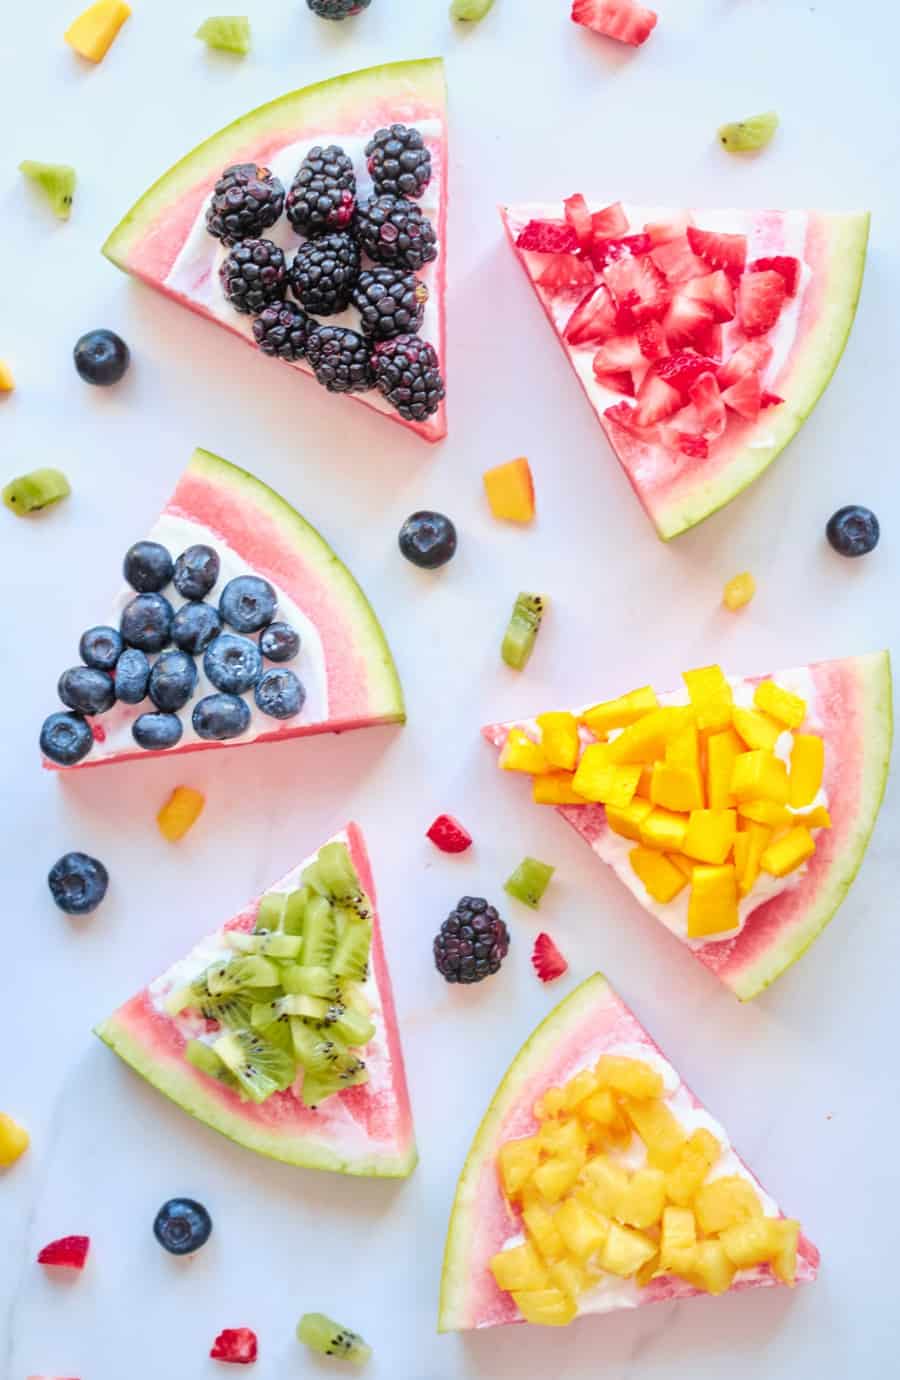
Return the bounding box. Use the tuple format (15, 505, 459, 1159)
(484, 653, 892, 1000)
(95, 823, 416, 1178)
(439, 973, 818, 1332)
(103, 59, 447, 442)
(39, 447, 404, 770)
(501, 201, 868, 537)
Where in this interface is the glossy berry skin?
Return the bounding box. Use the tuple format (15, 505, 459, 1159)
(434, 897, 509, 984)
(58, 666, 116, 715)
(79, 625, 123, 671)
(204, 633, 262, 694)
(153, 1197, 213, 1256)
(193, 693, 251, 741)
(259, 622, 300, 662)
(254, 667, 305, 719)
(398, 511, 457, 569)
(115, 648, 151, 704)
(173, 544, 221, 600)
(48, 852, 109, 914)
(219, 575, 277, 633)
(40, 711, 93, 765)
(124, 541, 174, 593)
(826, 505, 880, 557)
(306, 0, 372, 18)
(426, 814, 473, 854)
(120, 593, 174, 653)
(148, 651, 198, 712)
(132, 712, 184, 751)
(172, 601, 221, 655)
(73, 329, 130, 385)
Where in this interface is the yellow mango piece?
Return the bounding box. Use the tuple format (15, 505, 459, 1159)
(595, 1054, 664, 1100)
(682, 809, 737, 865)
(650, 761, 704, 812)
(511, 1288, 577, 1326)
(0, 1112, 30, 1166)
(706, 728, 743, 808)
(722, 571, 756, 611)
(738, 799, 792, 829)
(719, 1216, 783, 1270)
(692, 1239, 737, 1294)
(605, 797, 653, 841)
(555, 1197, 610, 1259)
(659, 1205, 697, 1273)
(532, 772, 585, 805)
(732, 832, 749, 876)
(600, 1222, 657, 1277)
(635, 764, 654, 798)
(794, 805, 832, 830)
(732, 706, 782, 752)
(532, 1156, 581, 1205)
(687, 865, 739, 938)
(617, 1168, 666, 1229)
(789, 734, 825, 808)
(580, 685, 658, 735)
(536, 712, 579, 771)
(499, 728, 553, 774)
(537, 1118, 587, 1166)
(666, 852, 696, 881)
(666, 719, 701, 770)
(635, 1251, 661, 1288)
(771, 1218, 800, 1285)
(730, 750, 789, 804)
(639, 807, 689, 853)
(683, 665, 733, 732)
(736, 822, 771, 896)
(606, 707, 692, 764)
(621, 1096, 685, 1169)
(760, 826, 815, 878)
(578, 1087, 617, 1125)
(65, 0, 131, 62)
(0, 362, 15, 393)
(498, 1135, 541, 1199)
(548, 1256, 589, 1299)
(754, 680, 806, 729)
(562, 1069, 599, 1110)
(483, 456, 535, 523)
(694, 1176, 763, 1234)
(534, 1087, 566, 1119)
(490, 1241, 550, 1292)
(157, 785, 205, 842)
(605, 1110, 634, 1150)
(523, 1203, 566, 1263)
(573, 745, 641, 806)
(665, 1128, 721, 1207)
(581, 1155, 630, 1217)
(629, 847, 687, 904)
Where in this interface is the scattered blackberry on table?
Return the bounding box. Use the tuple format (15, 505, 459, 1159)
(252, 300, 314, 361)
(365, 125, 432, 199)
(826, 505, 880, 558)
(373, 334, 445, 421)
(205, 163, 285, 245)
(286, 145, 356, 235)
(40, 712, 93, 766)
(48, 851, 109, 915)
(153, 1198, 213, 1256)
(353, 194, 438, 272)
(306, 325, 374, 393)
(434, 897, 510, 984)
(351, 267, 428, 340)
(289, 232, 360, 316)
(306, 0, 372, 18)
(73, 329, 130, 386)
(219, 239, 286, 314)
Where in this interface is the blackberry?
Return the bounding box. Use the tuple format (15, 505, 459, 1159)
(219, 239, 286, 315)
(433, 897, 510, 984)
(289, 233, 360, 316)
(353, 194, 438, 272)
(205, 164, 285, 246)
(252, 300, 314, 361)
(286, 145, 356, 236)
(306, 0, 372, 17)
(306, 326, 374, 393)
(372, 334, 445, 421)
(365, 125, 432, 199)
(351, 267, 428, 340)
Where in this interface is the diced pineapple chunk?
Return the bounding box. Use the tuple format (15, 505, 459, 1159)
(753, 680, 806, 729)
(498, 1135, 541, 1199)
(735, 821, 771, 896)
(706, 728, 743, 808)
(500, 728, 552, 774)
(719, 1216, 784, 1269)
(629, 847, 688, 904)
(789, 734, 825, 808)
(722, 571, 756, 611)
(595, 1055, 664, 1100)
(694, 1176, 763, 1234)
(581, 686, 658, 735)
(682, 809, 737, 865)
(738, 799, 792, 829)
(635, 1251, 661, 1288)
(732, 706, 781, 752)
(511, 1288, 577, 1326)
(523, 1202, 566, 1262)
(548, 1256, 590, 1299)
(621, 1096, 686, 1169)
(534, 1087, 566, 1119)
(572, 745, 642, 806)
(578, 1088, 617, 1125)
(605, 797, 654, 841)
(555, 1196, 610, 1259)
(600, 1222, 658, 1277)
(536, 712, 580, 771)
(683, 665, 733, 732)
(617, 1167, 666, 1229)
(771, 1218, 800, 1285)
(490, 1241, 550, 1292)
(563, 1069, 599, 1110)
(687, 864, 739, 938)
(691, 1239, 737, 1294)
(606, 708, 692, 764)
(532, 1156, 582, 1205)
(581, 1155, 631, 1217)
(537, 1118, 587, 1165)
(532, 772, 586, 805)
(665, 1128, 721, 1206)
(0, 1112, 30, 1166)
(730, 750, 790, 804)
(659, 1205, 697, 1273)
(650, 761, 704, 812)
(639, 807, 689, 853)
(760, 826, 815, 877)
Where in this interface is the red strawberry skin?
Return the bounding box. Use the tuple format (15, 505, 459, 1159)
(564, 193, 593, 251)
(717, 338, 773, 388)
(537, 254, 594, 293)
(426, 814, 473, 854)
(750, 255, 800, 296)
(594, 370, 636, 396)
(591, 233, 652, 271)
(650, 235, 708, 285)
(653, 351, 720, 397)
(761, 390, 784, 408)
(689, 372, 727, 438)
(564, 284, 617, 346)
(686, 226, 747, 278)
(210, 1329, 258, 1365)
(532, 933, 568, 983)
(682, 270, 735, 322)
(737, 269, 786, 337)
(516, 221, 579, 254)
(721, 370, 762, 420)
(636, 320, 667, 360)
(604, 254, 670, 330)
(37, 1236, 90, 1270)
(591, 201, 629, 238)
(571, 0, 658, 46)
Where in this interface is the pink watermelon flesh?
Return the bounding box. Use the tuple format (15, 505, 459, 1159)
(95, 823, 416, 1178)
(483, 653, 892, 1000)
(438, 973, 818, 1333)
(102, 60, 447, 443)
(501, 202, 868, 538)
(42, 447, 405, 770)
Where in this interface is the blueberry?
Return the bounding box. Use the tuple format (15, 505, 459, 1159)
(115, 648, 151, 704)
(259, 621, 300, 663)
(826, 505, 880, 558)
(254, 667, 306, 719)
(398, 510, 457, 569)
(73, 329, 130, 386)
(124, 541, 174, 593)
(120, 592, 174, 653)
(153, 1198, 213, 1256)
(148, 651, 198, 712)
(193, 693, 251, 740)
(79, 625, 123, 671)
(172, 601, 221, 655)
(132, 712, 184, 751)
(219, 575, 277, 633)
(48, 851, 109, 914)
(58, 666, 116, 715)
(40, 711, 94, 766)
(203, 633, 262, 694)
(173, 544, 221, 600)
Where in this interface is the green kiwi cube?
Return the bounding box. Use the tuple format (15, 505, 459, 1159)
(296, 1312, 372, 1364)
(2, 467, 71, 516)
(451, 0, 495, 17)
(504, 856, 555, 909)
(255, 891, 288, 932)
(501, 592, 545, 671)
(19, 161, 76, 220)
(195, 16, 251, 55)
(718, 111, 779, 152)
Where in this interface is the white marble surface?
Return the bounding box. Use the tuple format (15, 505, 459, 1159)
(1, 1, 898, 1377)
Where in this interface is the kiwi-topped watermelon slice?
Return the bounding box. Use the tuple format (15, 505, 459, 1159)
(484, 652, 892, 1000)
(102, 59, 447, 441)
(502, 200, 869, 538)
(96, 824, 417, 1177)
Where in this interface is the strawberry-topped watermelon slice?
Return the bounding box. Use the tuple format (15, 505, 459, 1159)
(39, 447, 404, 770)
(439, 973, 818, 1332)
(102, 59, 447, 442)
(484, 653, 891, 1000)
(96, 824, 416, 1177)
(502, 200, 869, 537)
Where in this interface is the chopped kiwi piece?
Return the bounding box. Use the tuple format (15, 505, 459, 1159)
(501, 592, 546, 671)
(505, 856, 555, 909)
(195, 15, 251, 54)
(451, 0, 495, 16)
(184, 1039, 238, 1087)
(283, 885, 314, 936)
(297, 1312, 372, 1364)
(330, 918, 372, 982)
(302, 894, 338, 967)
(251, 993, 338, 1027)
(332, 1007, 375, 1048)
(303, 841, 361, 902)
(342, 986, 372, 1018)
(205, 954, 281, 996)
(255, 1016, 294, 1056)
(227, 931, 302, 959)
(255, 891, 288, 933)
(3, 467, 71, 516)
(213, 1030, 296, 1102)
(718, 111, 779, 152)
(290, 1020, 345, 1075)
(281, 964, 344, 1000)
(19, 161, 76, 220)
(302, 1063, 368, 1109)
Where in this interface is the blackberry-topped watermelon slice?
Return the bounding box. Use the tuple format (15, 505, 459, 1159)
(502, 200, 868, 537)
(103, 59, 447, 441)
(96, 824, 417, 1177)
(484, 653, 891, 1000)
(439, 973, 818, 1332)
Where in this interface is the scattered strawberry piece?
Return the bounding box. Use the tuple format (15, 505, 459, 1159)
(682, 269, 735, 323)
(721, 370, 762, 420)
(563, 193, 593, 252)
(634, 373, 682, 427)
(760, 390, 784, 408)
(564, 283, 617, 345)
(649, 235, 708, 284)
(516, 220, 578, 254)
(591, 233, 652, 271)
(211, 1329, 258, 1365)
(604, 254, 670, 329)
(689, 372, 727, 438)
(571, 0, 658, 46)
(426, 814, 473, 854)
(686, 226, 747, 278)
(594, 370, 635, 395)
(536, 254, 594, 293)
(653, 351, 720, 396)
(663, 292, 716, 347)
(532, 932, 568, 983)
(750, 255, 800, 297)
(591, 201, 629, 239)
(636, 320, 667, 360)
(644, 213, 693, 246)
(592, 334, 645, 375)
(37, 1236, 90, 1270)
(717, 338, 773, 388)
(737, 269, 786, 337)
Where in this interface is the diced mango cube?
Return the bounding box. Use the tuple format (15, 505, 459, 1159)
(665, 1128, 721, 1206)
(706, 728, 743, 808)
(532, 1156, 582, 1205)
(730, 750, 790, 804)
(157, 785, 205, 841)
(694, 1176, 763, 1234)
(498, 1136, 541, 1199)
(537, 1118, 587, 1166)
(511, 1288, 577, 1326)
(722, 571, 756, 611)
(735, 822, 771, 896)
(490, 1241, 550, 1292)
(532, 772, 586, 805)
(719, 1216, 784, 1270)
(617, 1168, 666, 1229)
(563, 1069, 599, 1110)
(548, 1256, 589, 1299)
(635, 764, 654, 798)
(555, 1196, 611, 1259)
(692, 1239, 737, 1294)
(683, 665, 733, 732)
(629, 847, 688, 904)
(771, 1218, 800, 1285)
(0, 362, 14, 393)
(753, 680, 806, 729)
(789, 734, 825, 808)
(500, 728, 553, 774)
(635, 1251, 661, 1288)
(578, 1087, 617, 1125)
(65, 0, 131, 62)
(621, 1096, 686, 1169)
(483, 456, 535, 523)
(536, 712, 579, 771)
(687, 865, 739, 938)
(682, 809, 737, 865)
(581, 686, 658, 735)
(650, 761, 704, 812)
(606, 708, 692, 764)
(600, 1223, 658, 1277)
(595, 1055, 664, 1100)
(666, 852, 696, 881)
(666, 719, 700, 770)
(760, 827, 815, 878)
(605, 797, 654, 841)
(738, 799, 792, 829)
(794, 805, 832, 830)
(639, 807, 689, 853)
(732, 706, 781, 752)
(573, 745, 642, 806)
(732, 832, 749, 877)
(534, 1087, 566, 1119)
(523, 1202, 566, 1262)
(0, 1112, 30, 1166)
(581, 1155, 631, 1217)
(659, 1205, 697, 1273)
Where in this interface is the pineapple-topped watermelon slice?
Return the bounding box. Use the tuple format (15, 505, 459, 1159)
(103, 59, 447, 442)
(439, 973, 818, 1331)
(502, 200, 869, 537)
(484, 652, 892, 1000)
(96, 824, 416, 1178)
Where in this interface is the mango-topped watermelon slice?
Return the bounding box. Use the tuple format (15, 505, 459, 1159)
(502, 200, 869, 537)
(484, 653, 892, 1000)
(439, 973, 818, 1332)
(103, 59, 447, 441)
(96, 824, 417, 1177)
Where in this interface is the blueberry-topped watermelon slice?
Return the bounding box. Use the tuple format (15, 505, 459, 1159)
(502, 200, 869, 537)
(102, 59, 447, 441)
(96, 824, 417, 1177)
(39, 447, 405, 769)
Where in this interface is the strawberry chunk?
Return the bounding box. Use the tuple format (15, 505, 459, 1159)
(564, 193, 593, 252)
(649, 235, 708, 285)
(592, 334, 646, 375)
(211, 1329, 258, 1365)
(603, 401, 646, 435)
(750, 255, 800, 297)
(717, 338, 774, 388)
(673, 432, 709, 459)
(644, 212, 693, 246)
(564, 283, 617, 345)
(516, 220, 579, 254)
(636, 320, 667, 360)
(571, 0, 658, 46)
(591, 233, 652, 271)
(721, 370, 762, 420)
(653, 351, 721, 396)
(682, 270, 735, 322)
(634, 373, 682, 427)
(689, 372, 727, 438)
(591, 201, 629, 239)
(686, 226, 747, 278)
(737, 269, 786, 337)
(426, 814, 473, 854)
(603, 254, 670, 329)
(594, 370, 636, 396)
(693, 321, 723, 360)
(37, 1236, 90, 1269)
(663, 292, 716, 348)
(761, 390, 784, 408)
(532, 933, 568, 983)
(536, 254, 595, 293)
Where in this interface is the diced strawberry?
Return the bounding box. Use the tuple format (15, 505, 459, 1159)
(686, 226, 747, 278)
(564, 193, 593, 252)
(760, 390, 784, 408)
(536, 254, 595, 293)
(90, 721, 106, 742)
(682, 270, 735, 323)
(721, 370, 762, 420)
(591, 201, 629, 239)
(564, 283, 617, 345)
(603, 254, 670, 329)
(516, 220, 579, 254)
(653, 350, 720, 396)
(689, 372, 727, 438)
(603, 400, 645, 434)
(649, 235, 708, 285)
(663, 292, 716, 347)
(750, 255, 800, 297)
(592, 335, 645, 375)
(594, 370, 635, 395)
(591, 233, 652, 271)
(644, 212, 693, 246)
(37, 1236, 90, 1270)
(692, 320, 723, 360)
(532, 933, 568, 983)
(636, 320, 667, 360)
(717, 338, 774, 388)
(426, 814, 473, 854)
(571, 0, 658, 46)
(737, 269, 786, 337)
(674, 432, 709, 459)
(634, 373, 682, 427)
(210, 1329, 258, 1365)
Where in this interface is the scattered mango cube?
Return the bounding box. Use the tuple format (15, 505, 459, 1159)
(595, 1055, 664, 1100)
(580, 685, 658, 735)
(682, 809, 737, 865)
(695, 1176, 763, 1234)
(732, 706, 781, 752)
(483, 456, 535, 523)
(730, 750, 790, 804)
(157, 786, 205, 841)
(683, 665, 733, 732)
(722, 571, 756, 611)
(490, 1241, 549, 1292)
(0, 1112, 30, 1166)
(511, 1288, 576, 1326)
(65, 0, 130, 62)
(789, 734, 825, 807)
(500, 728, 552, 774)
(0, 362, 14, 392)
(536, 711, 579, 771)
(687, 864, 739, 938)
(532, 772, 585, 804)
(754, 680, 806, 729)
(706, 729, 743, 808)
(760, 827, 815, 878)
(639, 807, 689, 853)
(629, 847, 687, 904)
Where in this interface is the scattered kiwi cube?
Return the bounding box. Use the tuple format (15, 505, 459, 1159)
(504, 856, 555, 909)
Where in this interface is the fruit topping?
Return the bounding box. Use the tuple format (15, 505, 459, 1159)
(203, 630, 262, 695)
(531, 933, 568, 983)
(483, 456, 535, 523)
(0, 362, 13, 391)
(260, 622, 300, 662)
(536, 255, 594, 293)
(73, 329, 130, 385)
(571, 0, 658, 46)
(426, 814, 473, 853)
(172, 601, 221, 654)
(195, 16, 252, 54)
(720, 370, 762, 420)
(663, 293, 716, 348)
(37, 1235, 90, 1269)
(2, 468, 70, 516)
(254, 667, 306, 719)
(157, 787, 206, 842)
(564, 285, 617, 347)
(219, 575, 276, 633)
(592, 335, 645, 376)
(58, 666, 116, 715)
(351, 267, 427, 340)
(210, 1328, 258, 1365)
(354, 194, 437, 271)
(505, 857, 555, 909)
(252, 300, 313, 360)
(826, 505, 879, 557)
(591, 202, 629, 238)
(114, 648, 150, 704)
(603, 254, 670, 330)
(736, 269, 786, 337)
(79, 626, 122, 671)
(366, 124, 432, 199)
(289, 233, 360, 316)
(750, 255, 800, 297)
(40, 713, 94, 766)
(398, 510, 457, 568)
(206, 164, 285, 246)
(297, 1313, 372, 1364)
(716, 338, 772, 388)
(722, 572, 756, 611)
(516, 221, 579, 254)
(502, 593, 545, 671)
(48, 852, 109, 914)
(688, 373, 726, 437)
(590, 234, 652, 271)
(373, 334, 445, 421)
(120, 592, 174, 652)
(434, 897, 510, 984)
(0, 1112, 30, 1166)
(718, 111, 779, 153)
(306, 326, 374, 393)
(19, 161, 76, 220)
(633, 374, 680, 428)
(65, 0, 130, 62)
(152, 1197, 213, 1254)
(124, 540, 173, 593)
(220, 240, 286, 314)
(133, 712, 184, 751)
(307, 0, 372, 17)
(686, 227, 747, 279)
(563, 194, 593, 252)
(193, 693, 251, 742)
(682, 270, 735, 322)
(149, 651, 198, 711)
(635, 320, 666, 360)
(649, 235, 707, 284)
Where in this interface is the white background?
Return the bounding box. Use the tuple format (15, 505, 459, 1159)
(1, 2, 897, 1378)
